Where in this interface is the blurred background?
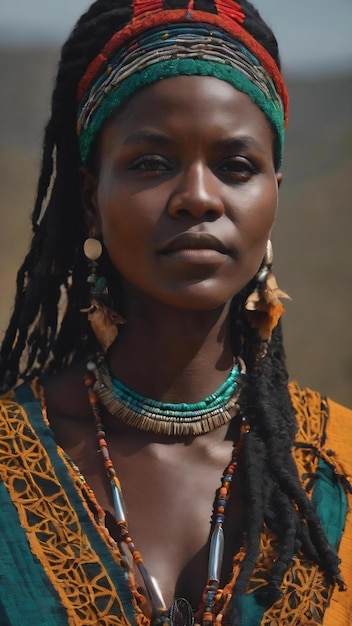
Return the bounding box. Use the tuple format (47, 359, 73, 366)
(0, 0, 351, 404)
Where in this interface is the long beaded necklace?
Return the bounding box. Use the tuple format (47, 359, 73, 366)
(85, 360, 250, 626)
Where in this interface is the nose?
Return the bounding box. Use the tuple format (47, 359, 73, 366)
(167, 162, 224, 220)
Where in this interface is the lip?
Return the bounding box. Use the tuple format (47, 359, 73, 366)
(158, 233, 231, 256)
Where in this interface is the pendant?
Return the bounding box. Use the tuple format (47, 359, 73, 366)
(168, 598, 194, 626)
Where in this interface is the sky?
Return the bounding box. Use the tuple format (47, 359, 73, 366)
(0, 0, 352, 75)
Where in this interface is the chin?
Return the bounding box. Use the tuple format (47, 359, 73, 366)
(156, 280, 245, 312)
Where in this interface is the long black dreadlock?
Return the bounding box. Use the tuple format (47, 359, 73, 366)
(0, 1, 342, 623)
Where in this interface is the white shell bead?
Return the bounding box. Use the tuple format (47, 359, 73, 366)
(84, 237, 102, 261)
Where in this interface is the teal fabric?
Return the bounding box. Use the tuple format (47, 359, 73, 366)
(312, 458, 348, 550)
(14, 384, 135, 625)
(237, 594, 266, 626)
(0, 480, 67, 625)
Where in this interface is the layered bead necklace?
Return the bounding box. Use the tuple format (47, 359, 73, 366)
(89, 354, 247, 437)
(85, 356, 249, 626)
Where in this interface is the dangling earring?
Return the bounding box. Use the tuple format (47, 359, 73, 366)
(84, 236, 102, 286)
(245, 240, 290, 347)
(81, 236, 125, 353)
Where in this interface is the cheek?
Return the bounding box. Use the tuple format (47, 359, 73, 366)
(250, 187, 278, 238)
(228, 178, 278, 238)
(229, 179, 278, 276)
(96, 183, 160, 269)
(96, 184, 131, 263)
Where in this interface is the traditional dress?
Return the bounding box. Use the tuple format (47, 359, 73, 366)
(0, 382, 351, 625)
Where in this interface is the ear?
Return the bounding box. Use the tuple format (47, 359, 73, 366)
(276, 171, 283, 188)
(80, 166, 102, 235)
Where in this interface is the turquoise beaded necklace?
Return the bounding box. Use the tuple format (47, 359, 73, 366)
(112, 361, 240, 415)
(89, 355, 247, 436)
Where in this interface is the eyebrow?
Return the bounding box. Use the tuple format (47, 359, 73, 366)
(121, 130, 176, 147)
(213, 135, 268, 155)
(121, 131, 268, 154)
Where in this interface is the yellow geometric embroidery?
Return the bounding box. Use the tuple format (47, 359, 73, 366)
(258, 383, 334, 625)
(0, 393, 133, 626)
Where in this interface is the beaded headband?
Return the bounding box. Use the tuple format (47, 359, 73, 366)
(77, 0, 289, 166)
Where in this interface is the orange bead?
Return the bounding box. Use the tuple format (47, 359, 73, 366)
(88, 388, 98, 403)
(133, 550, 143, 565)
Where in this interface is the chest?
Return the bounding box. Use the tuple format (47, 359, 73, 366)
(71, 429, 243, 609)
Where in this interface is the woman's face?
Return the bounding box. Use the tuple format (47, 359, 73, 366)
(87, 75, 281, 311)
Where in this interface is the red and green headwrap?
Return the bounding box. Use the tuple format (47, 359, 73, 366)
(77, 0, 289, 166)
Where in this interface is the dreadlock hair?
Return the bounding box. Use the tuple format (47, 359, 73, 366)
(0, 0, 342, 622)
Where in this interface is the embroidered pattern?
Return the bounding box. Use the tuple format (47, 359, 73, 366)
(261, 555, 333, 625)
(0, 393, 132, 626)
(259, 383, 334, 625)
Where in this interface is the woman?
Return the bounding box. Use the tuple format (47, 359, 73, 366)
(0, 1, 351, 624)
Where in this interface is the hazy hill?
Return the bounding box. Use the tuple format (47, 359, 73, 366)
(0, 47, 351, 404)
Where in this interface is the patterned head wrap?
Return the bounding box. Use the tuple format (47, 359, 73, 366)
(77, 0, 289, 166)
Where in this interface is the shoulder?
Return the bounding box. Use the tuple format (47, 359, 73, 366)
(0, 365, 91, 424)
(0, 387, 29, 420)
(288, 381, 352, 480)
(289, 382, 352, 624)
(325, 395, 352, 479)
(0, 383, 46, 441)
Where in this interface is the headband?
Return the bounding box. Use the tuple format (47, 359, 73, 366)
(77, 1, 289, 166)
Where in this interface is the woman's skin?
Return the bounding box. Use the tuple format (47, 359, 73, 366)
(45, 75, 281, 607)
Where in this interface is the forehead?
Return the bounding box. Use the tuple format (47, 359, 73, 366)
(101, 75, 274, 148)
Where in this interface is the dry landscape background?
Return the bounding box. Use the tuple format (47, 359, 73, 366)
(0, 46, 351, 405)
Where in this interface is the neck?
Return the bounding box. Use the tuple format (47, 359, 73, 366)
(107, 296, 235, 404)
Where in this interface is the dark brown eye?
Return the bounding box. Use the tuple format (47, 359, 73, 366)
(129, 155, 171, 171)
(218, 156, 257, 182)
